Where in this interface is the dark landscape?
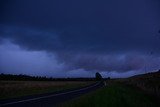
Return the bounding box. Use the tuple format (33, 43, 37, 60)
(0, 71, 159, 107)
(58, 71, 160, 107)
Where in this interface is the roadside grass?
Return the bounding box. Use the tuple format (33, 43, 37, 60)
(0, 81, 94, 100)
(58, 82, 159, 107)
(126, 71, 160, 97)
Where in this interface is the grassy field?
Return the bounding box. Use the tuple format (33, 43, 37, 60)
(125, 71, 160, 97)
(0, 81, 94, 100)
(112, 71, 160, 100)
(58, 81, 159, 107)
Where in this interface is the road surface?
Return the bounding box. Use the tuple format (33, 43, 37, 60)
(0, 82, 104, 107)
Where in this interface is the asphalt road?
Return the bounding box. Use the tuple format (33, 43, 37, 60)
(0, 81, 104, 107)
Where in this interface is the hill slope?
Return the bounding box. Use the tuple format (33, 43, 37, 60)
(125, 71, 160, 98)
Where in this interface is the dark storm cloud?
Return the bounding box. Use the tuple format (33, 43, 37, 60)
(0, 0, 160, 53)
(56, 52, 160, 72)
(0, 0, 160, 76)
(0, 25, 62, 51)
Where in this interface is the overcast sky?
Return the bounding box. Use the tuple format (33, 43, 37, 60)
(0, 0, 160, 78)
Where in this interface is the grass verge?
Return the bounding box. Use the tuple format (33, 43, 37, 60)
(58, 82, 159, 107)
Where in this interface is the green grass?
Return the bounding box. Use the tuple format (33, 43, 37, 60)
(58, 82, 159, 107)
(0, 81, 94, 100)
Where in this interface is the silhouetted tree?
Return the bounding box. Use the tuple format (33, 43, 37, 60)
(107, 77, 111, 80)
(95, 72, 102, 81)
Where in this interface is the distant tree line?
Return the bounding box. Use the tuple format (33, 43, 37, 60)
(0, 73, 110, 81)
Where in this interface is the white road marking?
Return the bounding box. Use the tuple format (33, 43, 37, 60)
(0, 82, 101, 107)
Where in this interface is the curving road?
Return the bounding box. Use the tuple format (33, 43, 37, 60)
(0, 81, 104, 107)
